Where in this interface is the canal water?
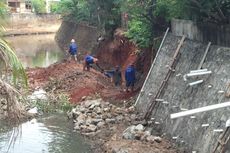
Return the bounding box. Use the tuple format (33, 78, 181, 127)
(0, 114, 92, 153)
(1, 34, 92, 153)
(5, 34, 65, 68)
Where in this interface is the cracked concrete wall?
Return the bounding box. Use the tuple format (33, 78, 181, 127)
(136, 33, 230, 152)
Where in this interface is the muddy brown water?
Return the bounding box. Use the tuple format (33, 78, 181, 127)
(5, 34, 65, 68)
(0, 114, 92, 153)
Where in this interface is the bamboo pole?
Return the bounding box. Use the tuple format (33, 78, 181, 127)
(134, 27, 170, 106)
(197, 42, 211, 69)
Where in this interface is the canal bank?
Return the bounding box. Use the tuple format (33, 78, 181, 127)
(0, 114, 92, 153)
(1, 15, 182, 153)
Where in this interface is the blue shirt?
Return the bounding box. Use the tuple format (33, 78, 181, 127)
(125, 66, 135, 82)
(69, 43, 78, 55)
(85, 55, 94, 64)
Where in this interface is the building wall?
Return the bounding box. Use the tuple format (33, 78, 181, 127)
(8, 13, 60, 28)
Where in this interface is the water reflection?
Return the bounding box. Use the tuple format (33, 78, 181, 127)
(5, 34, 65, 68)
(0, 114, 92, 153)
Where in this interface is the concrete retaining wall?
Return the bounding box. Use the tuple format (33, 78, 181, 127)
(171, 19, 230, 47)
(136, 33, 230, 152)
(55, 21, 100, 58)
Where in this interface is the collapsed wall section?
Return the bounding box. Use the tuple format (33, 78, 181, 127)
(136, 33, 230, 152)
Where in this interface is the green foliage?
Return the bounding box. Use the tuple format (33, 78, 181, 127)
(32, 0, 230, 48)
(32, 94, 72, 113)
(125, 20, 152, 48)
(58, 0, 122, 34)
(57, 0, 90, 22)
(0, 39, 28, 86)
(50, 2, 60, 14)
(181, 0, 230, 24)
(31, 0, 46, 14)
(0, 1, 8, 26)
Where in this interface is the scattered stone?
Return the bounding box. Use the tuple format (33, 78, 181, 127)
(82, 132, 97, 136)
(105, 118, 116, 124)
(134, 131, 145, 140)
(127, 106, 135, 113)
(103, 108, 110, 112)
(97, 121, 105, 128)
(140, 130, 151, 141)
(116, 115, 124, 122)
(112, 148, 129, 153)
(146, 135, 156, 143)
(1, 105, 7, 111)
(134, 124, 145, 132)
(28, 107, 38, 114)
(91, 118, 103, 125)
(122, 126, 136, 140)
(77, 114, 87, 125)
(86, 124, 97, 132)
(154, 136, 162, 143)
(130, 114, 136, 121)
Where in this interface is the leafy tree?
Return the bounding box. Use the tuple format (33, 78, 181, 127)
(180, 0, 230, 24)
(31, 0, 46, 14)
(87, 0, 122, 34)
(57, 0, 122, 35)
(123, 0, 172, 47)
(50, 2, 60, 14)
(57, 0, 90, 22)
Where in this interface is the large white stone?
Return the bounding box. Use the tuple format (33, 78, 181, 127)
(134, 124, 145, 132)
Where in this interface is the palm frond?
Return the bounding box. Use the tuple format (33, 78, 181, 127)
(0, 38, 28, 87)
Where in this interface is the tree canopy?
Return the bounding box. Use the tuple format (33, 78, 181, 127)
(54, 0, 230, 47)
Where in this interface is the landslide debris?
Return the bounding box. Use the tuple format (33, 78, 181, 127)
(67, 98, 180, 153)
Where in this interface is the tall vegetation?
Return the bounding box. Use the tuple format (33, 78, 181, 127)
(57, 0, 122, 34)
(31, 0, 46, 14)
(179, 0, 230, 24)
(56, 0, 230, 47)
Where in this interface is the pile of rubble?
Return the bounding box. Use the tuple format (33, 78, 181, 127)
(68, 98, 163, 144)
(122, 124, 162, 143)
(68, 98, 136, 136)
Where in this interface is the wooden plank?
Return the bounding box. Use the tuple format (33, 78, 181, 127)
(212, 127, 230, 153)
(144, 35, 186, 119)
(197, 42, 211, 69)
(171, 101, 230, 119)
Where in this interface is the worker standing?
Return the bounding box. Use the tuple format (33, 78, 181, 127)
(104, 66, 122, 86)
(125, 63, 136, 92)
(113, 66, 122, 86)
(68, 39, 78, 61)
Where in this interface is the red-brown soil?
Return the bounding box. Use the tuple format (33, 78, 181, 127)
(27, 29, 152, 103)
(27, 59, 138, 103)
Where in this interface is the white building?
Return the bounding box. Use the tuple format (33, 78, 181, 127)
(7, 0, 32, 13)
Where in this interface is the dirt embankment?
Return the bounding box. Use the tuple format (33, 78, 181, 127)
(27, 29, 152, 103)
(27, 60, 137, 103)
(96, 29, 153, 88)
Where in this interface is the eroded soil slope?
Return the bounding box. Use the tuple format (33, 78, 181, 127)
(27, 29, 150, 103)
(27, 60, 138, 103)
